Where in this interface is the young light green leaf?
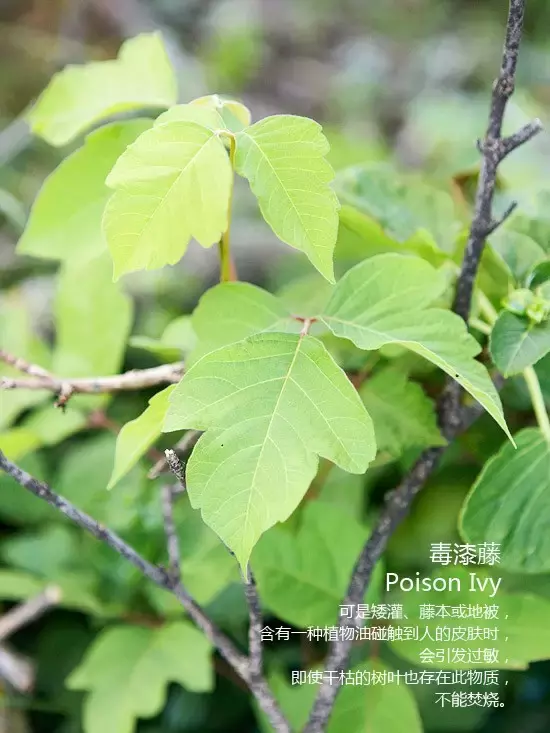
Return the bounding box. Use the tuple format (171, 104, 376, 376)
(320, 254, 510, 440)
(154, 103, 225, 130)
(190, 282, 299, 363)
(391, 567, 550, 668)
(490, 311, 550, 375)
(103, 121, 232, 279)
(52, 252, 133, 379)
(253, 501, 383, 628)
(67, 623, 212, 733)
(108, 386, 175, 489)
(235, 115, 340, 282)
(192, 94, 252, 130)
(460, 428, 550, 573)
(164, 333, 376, 567)
(360, 367, 445, 456)
(27, 33, 177, 146)
(17, 121, 152, 263)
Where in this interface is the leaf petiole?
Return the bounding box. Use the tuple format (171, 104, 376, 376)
(218, 133, 237, 282)
(523, 366, 550, 443)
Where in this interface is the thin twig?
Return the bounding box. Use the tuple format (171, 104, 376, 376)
(0, 355, 184, 405)
(303, 2, 539, 730)
(0, 450, 290, 731)
(0, 587, 61, 642)
(161, 484, 182, 582)
(0, 646, 34, 693)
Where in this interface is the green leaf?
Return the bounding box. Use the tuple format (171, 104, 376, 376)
(320, 253, 510, 439)
(235, 115, 340, 282)
(190, 282, 299, 363)
(57, 434, 146, 531)
(2, 525, 79, 578)
(490, 311, 550, 375)
(192, 94, 251, 130)
(258, 661, 422, 733)
(154, 103, 226, 130)
(27, 33, 177, 146)
(0, 570, 43, 600)
(67, 623, 213, 733)
(108, 386, 175, 489)
(164, 333, 375, 567)
(460, 428, 550, 573)
(0, 293, 51, 429)
(327, 660, 422, 733)
(103, 120, 232, 279)
(527, 260, 550, 289)
(52, 251, 133, 379)
(508, 190, 550, 252)
(17, 121, 152, 263)
(252, 501, 382, 627)
(0, 453, 58, 526)
(21, 405, 88, 446)
(391, 567, 550, 669)
(360, 367, 445, 456)
(489, 229, 545, 284)
(130, 316, 197, 362)
(336, 163, 462, 253)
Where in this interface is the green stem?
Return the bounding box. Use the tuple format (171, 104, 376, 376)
(469, 317, 492, 336)
(524, 366, 550, 442)
(477, 291, 499, 326)
(218, 135, 237, 282)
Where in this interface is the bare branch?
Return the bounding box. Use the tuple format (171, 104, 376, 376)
(452, 0, 541, 322)
(0, 587, 61, 642)
(243, 568, 263, 680)
(0, 450, 291, 732)
(0, 356, 184, 404)
(304, 2, 538, 730)
(0, 646, 34, 693)
(161, 484, 182, 583)
(0, 450, 247, 677)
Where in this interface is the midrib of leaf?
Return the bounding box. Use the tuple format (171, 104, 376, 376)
(243, 334, 306, 544)
(121, 133, 219, 256)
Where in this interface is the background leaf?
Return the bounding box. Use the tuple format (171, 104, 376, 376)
(252, 500, 383, 627)
(52, 252, 133, 380)
(490, 311, 550, 375)
(67, 623, 213, 733)
(27, 33, 177, 146)
(17, 121, 152, 263)
(460, 428, 550, 573)
(360, 367, 445, 456)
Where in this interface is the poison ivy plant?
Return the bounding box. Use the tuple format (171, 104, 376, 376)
(164, 333, 376, 566)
